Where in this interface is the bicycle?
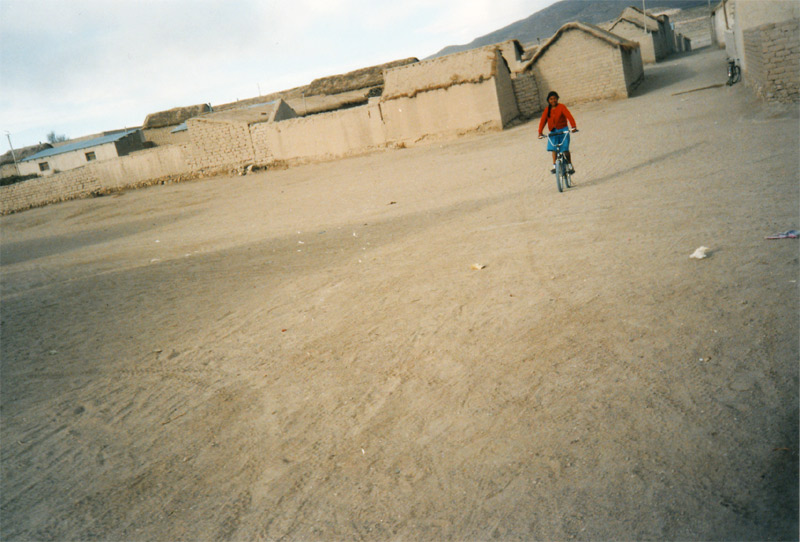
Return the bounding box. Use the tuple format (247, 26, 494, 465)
(726, 58, 741, 86)
(541, 129, 577, 193)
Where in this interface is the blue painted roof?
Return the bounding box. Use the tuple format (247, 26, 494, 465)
(21, 130, 139, 162)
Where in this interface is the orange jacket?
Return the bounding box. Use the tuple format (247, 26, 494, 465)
(538, 103, 576, 135)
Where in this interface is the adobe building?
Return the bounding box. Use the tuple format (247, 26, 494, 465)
(379, 47, 520, 145)
(185, 100, 298, 170)
(522, 22, 644, 109)
(476, 40, 528, 73)
(621, 6, 675, 56)
(606, 14, 668, 63)
(1, 143, 52, 179)
(711, 0, 736, 50)
(18, 130, 145, 177)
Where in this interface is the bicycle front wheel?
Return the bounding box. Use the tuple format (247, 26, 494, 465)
(555, 161, 564, 192)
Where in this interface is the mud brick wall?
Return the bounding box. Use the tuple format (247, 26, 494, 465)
(532, 30, 631, 109)
(743, 19, 800, 102)
(611, 20, 658, 63)
(0, 167, 102, 214)
(185, 118, 255, 170)
(143, 126, 190, 147)
(251, 104, 385, 164)
(1, 146, 191, 215)
(511, 72, 542, 119)
(621, 47, 645, 92)
(493, 54, 520, 126)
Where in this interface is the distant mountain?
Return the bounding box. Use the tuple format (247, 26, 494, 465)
(429, 0, 709, 58)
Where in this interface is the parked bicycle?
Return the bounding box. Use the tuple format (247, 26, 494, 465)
(726, 58, 741, 85)
(544, 129, 577, 193)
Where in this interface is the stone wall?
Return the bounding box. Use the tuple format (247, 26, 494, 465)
(1, 145, 191, 214)
(511, 72, 542, 119)
(185, 118, 255, 171)
(742, 18, 800, 102)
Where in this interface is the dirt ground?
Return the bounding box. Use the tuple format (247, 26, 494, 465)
(1, 47, 798, 541)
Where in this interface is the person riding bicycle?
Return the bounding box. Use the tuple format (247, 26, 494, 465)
(537, 91, 578, 174)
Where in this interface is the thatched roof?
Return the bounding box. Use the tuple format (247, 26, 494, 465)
(305, 58, 418, 97)
(381, 48, 499, 101)
(0, 143, 52, 166)
(526, 21, 639, 68)
(143, 103, 211, 129)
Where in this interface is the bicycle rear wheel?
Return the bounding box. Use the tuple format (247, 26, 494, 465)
(564, 166, 572, 188)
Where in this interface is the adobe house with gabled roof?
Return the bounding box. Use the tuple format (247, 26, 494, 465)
(521, 22, 644, 109)
(18, 130, 145, 176)
(614, 5, 675, 62)
(606, 14, 667, 63)
(622, 5, 675, 50)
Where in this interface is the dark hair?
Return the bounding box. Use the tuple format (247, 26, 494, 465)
(546, 91, 560, 120)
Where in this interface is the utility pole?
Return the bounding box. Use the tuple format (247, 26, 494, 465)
(643, 0, 647, 37)
(5, 131, 20, 176)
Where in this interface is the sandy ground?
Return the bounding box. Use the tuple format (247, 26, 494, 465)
(1, 48, 798, 541)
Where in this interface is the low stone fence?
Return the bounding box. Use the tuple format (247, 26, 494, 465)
(1, 145, 192, 215)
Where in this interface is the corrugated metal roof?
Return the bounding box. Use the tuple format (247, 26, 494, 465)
(21, 130, 139, 162)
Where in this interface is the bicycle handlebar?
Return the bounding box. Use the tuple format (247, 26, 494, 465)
(538, 129, 578, 138)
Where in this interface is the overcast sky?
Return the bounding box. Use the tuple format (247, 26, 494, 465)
(0, 0, 559, 153)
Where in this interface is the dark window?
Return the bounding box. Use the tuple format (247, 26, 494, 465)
(85, 151, 96, 161)
(39, 162, 50, 171)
